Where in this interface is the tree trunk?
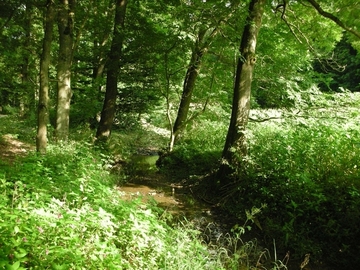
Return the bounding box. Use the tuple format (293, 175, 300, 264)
(219, 0, 265, 179)
(20, 2, 32, 117)
(169, 29, 207, 150)
(37, 0, 55, 153)
(55, 0, 75, 141)
(96, 0, 128, 142)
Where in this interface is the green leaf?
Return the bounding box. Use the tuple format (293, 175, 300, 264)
(14, 248, 27, 259)
(6, 261, 20, 270)
(52, 263, 68, 270)
(13, 226, 20, 234)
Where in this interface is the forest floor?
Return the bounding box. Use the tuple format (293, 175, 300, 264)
(0, 133, 34, 164)
(0, 124, 325, 270)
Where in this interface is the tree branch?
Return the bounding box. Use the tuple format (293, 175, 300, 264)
(306, 0, 360, 39)
(249, 116, 281, 122)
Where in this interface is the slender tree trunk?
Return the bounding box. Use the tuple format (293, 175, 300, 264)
(20, 2, 32, 117)
(92, 38, 108, 95)
(92, 1, 114, 93)
(219, 0, 265, 179)
(37, 0, 55, 153)
(55, 0, 75, 141)
(169, 29, 207, 150)
(96, 0, 128, 142)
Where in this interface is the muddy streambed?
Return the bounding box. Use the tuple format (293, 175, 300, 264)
(118, 154, 219, 221)
(117, 154, 329, 270)
(117, 154, 237, 247)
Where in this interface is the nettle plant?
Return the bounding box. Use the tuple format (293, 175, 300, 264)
(234, 111, 360, 267)
(0, 142, 229, 269)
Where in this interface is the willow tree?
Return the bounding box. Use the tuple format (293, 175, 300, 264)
(37, 0, 55, 153)
(219, 0, 266, 178)
(55, 0, 75, 141)
(96, 0, 128, 142)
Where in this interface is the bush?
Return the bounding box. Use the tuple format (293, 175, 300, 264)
(225, 114, 360, 268)
(157, 119, 226, 179)
(0, 142, 238, 269)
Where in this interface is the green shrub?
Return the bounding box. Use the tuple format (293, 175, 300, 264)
(157, 119, 226, 178)
(0, 142, 241, 269)
(226, 116, 360, 268)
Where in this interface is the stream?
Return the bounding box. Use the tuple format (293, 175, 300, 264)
(117, 154, 236, 246)
(117, 153, 330, 270)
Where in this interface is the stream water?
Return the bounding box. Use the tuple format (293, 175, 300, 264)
(118, 154, 218, 221)
(117, 154, 236, 247)
(117, 154, 330, 270)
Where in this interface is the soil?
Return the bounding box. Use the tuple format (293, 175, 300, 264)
(0, 133, 34, 164)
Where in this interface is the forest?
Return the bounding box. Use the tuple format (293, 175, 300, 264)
(1, 0, 360, 269)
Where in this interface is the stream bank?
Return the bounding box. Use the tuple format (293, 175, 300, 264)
(116, 152, 332, 270)
(117, 153, 242, 248)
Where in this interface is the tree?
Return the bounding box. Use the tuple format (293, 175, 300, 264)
(169, 0, 241, 151)
(218, 0, 360, 180)
(219, 0, 266, 179)
(37, 0, 56, 153)
(96, 0, 128, 142)
(170, 28, 209, 151)
(19, 1, 33, 116)
(306, 0, 360, 39)
(314, 35, 360, 92)
(0, 0, 39, 114)
(55, 0, 75, 141)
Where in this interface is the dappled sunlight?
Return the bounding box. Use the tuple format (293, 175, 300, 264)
(0, 134, 34, 163)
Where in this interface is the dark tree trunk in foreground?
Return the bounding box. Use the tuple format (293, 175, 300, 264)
(55, 0, 75, 141)
(219, 0, 265, 179)
(37, 0, 55, 153)
(96, 0, 128, 142)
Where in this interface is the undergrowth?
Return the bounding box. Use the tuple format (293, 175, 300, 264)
(239, 117, 360, 268)
(0, 139, 275, 269)
(2, 92, 359, 269)
(0, 142, 217, 269)
(158, 92, 360, 269)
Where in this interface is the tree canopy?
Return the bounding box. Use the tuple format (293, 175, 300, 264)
(1, 1, 360, 267)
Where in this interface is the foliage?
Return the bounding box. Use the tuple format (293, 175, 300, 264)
(157, 111, 227, 179)
(314, 34, 360, 92)
(1, 0, 360, 269)
(223, 92, 360, 268)
(157, 91, 360, 268)
(0, 142, 221, 269)
(0, 115, 293, 270)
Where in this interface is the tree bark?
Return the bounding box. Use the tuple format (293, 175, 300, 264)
(219, 0, 266, 179)
(20, 2, 32, 117)
(96, 0, 128, 142)
(37, 0, 55, 153)
(55, 0, 75, 141)
(169, 30, 205, 150)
